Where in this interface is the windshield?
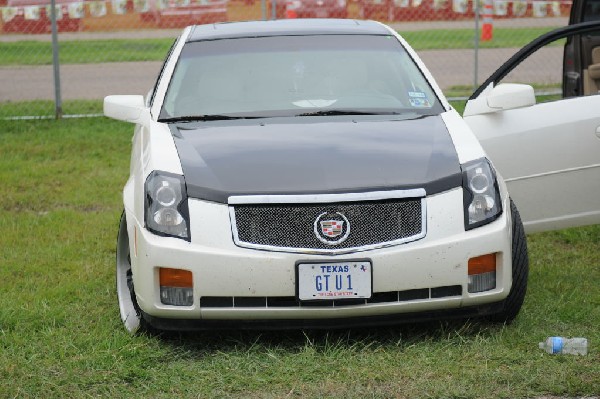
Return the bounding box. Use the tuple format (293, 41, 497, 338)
(160, 34, 444, 120)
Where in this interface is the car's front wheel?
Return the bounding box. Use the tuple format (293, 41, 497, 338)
(116, 212, 145, 334)
(489, 199, 529, 323)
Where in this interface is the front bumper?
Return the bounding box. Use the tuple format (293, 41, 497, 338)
(141, 301, 507, 331)
(125, 188, 512, 326)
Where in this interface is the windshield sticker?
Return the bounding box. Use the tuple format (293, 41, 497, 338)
(408, 91, 431, 107)
(408, 91, 427, 98)
(409, 97, 432, 108)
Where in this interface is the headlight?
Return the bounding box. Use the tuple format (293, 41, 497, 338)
(145, 171, 190, 240)
(462, 158, 502, 230)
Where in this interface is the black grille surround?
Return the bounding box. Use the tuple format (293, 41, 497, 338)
(230, 194, 426, 254)
(199, 286, 463, 308)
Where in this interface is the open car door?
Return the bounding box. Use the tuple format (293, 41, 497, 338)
(464, 21, 600, 233)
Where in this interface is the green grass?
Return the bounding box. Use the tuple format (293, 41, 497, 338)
(0, 38, 175, 66)
(0, 27, 559, 66)
(0, 113, 598, 398)
(399, 26, 563, 50)
(0, 99, 104, 119)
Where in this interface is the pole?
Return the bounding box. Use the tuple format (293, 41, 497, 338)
(261, 0, 266, 20)
(480, 0, 494, 41)
(50, 0, 62, 119)
(271, 0, 276, 19)
(473, 0, 480, 90)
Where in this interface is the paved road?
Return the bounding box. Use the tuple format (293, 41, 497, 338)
(0, 46, 563, 102)
(1, 62, 163, 101)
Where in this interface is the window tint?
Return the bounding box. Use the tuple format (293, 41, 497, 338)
(583, 0, 600, 22)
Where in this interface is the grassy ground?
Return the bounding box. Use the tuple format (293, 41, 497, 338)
(0, 115, 598, 398)
(0, 38, 174, 66)
(0, 27, 559, 66)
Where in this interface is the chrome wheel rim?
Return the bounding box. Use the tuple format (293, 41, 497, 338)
(116, 214, 141, 334)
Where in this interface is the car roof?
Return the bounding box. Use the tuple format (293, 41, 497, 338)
(187, 19, 391, 42)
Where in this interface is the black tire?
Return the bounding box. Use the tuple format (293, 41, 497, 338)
(489, 199, 529, 323)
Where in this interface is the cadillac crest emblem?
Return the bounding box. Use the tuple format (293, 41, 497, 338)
(320, 220, 344, 238)
(314, 212, 350, 245)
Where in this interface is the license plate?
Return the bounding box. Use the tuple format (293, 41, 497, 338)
(297, 261, 372, 301)
(315, 9, 328, 18)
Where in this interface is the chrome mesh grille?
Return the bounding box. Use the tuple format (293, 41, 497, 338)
(232, 198, 424, 252)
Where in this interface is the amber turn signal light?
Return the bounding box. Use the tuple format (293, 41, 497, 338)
(159, 268, 193, 288)
(468, 253, 497, 275)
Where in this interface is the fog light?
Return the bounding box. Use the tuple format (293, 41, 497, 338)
(159, 268, 193, 306)
(468, 253, 496, 293)
(160, 287, 193, 306)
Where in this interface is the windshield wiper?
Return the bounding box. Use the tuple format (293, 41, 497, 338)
(295, 110, 400, 117)
(158, 115, 262, 123)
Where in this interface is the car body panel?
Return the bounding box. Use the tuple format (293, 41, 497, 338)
(126, 189, 512, 320)
(465, 21, 600, 233)
(171, 116, 462, 203)
(464, 93, 600, 233)
(440, 109, 493, 164)
(187, 18, 390, 41)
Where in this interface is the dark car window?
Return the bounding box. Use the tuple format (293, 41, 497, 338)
(160, 34, 444, 119)
(582, 0, 600, 21)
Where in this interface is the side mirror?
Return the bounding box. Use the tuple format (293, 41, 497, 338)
(464, 83, 536, 116)
(104, 95, 150, 125)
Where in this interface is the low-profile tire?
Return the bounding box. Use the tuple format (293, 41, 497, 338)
(116, 211, 148, 334)
(489, 199, 529, 323)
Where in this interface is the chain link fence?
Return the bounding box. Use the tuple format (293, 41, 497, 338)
(0, 0, 571, 118)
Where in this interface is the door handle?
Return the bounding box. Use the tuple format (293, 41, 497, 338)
(597, 126, 600, 139)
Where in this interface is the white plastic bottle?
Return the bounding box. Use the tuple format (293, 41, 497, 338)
(539, 337, 588, 355)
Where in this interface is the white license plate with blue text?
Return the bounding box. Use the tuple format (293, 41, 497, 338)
(298, 262, 372, 301)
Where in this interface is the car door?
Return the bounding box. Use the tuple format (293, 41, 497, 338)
(463, 21, 600, 234)
(564, 0, 600, 97)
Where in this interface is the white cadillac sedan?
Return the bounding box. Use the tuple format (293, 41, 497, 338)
(104, 19, 600, 333)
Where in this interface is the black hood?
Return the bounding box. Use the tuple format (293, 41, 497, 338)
(170, 115, 462, 203)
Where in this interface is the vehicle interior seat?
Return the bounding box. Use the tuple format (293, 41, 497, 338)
(586, 46, 600, 94)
